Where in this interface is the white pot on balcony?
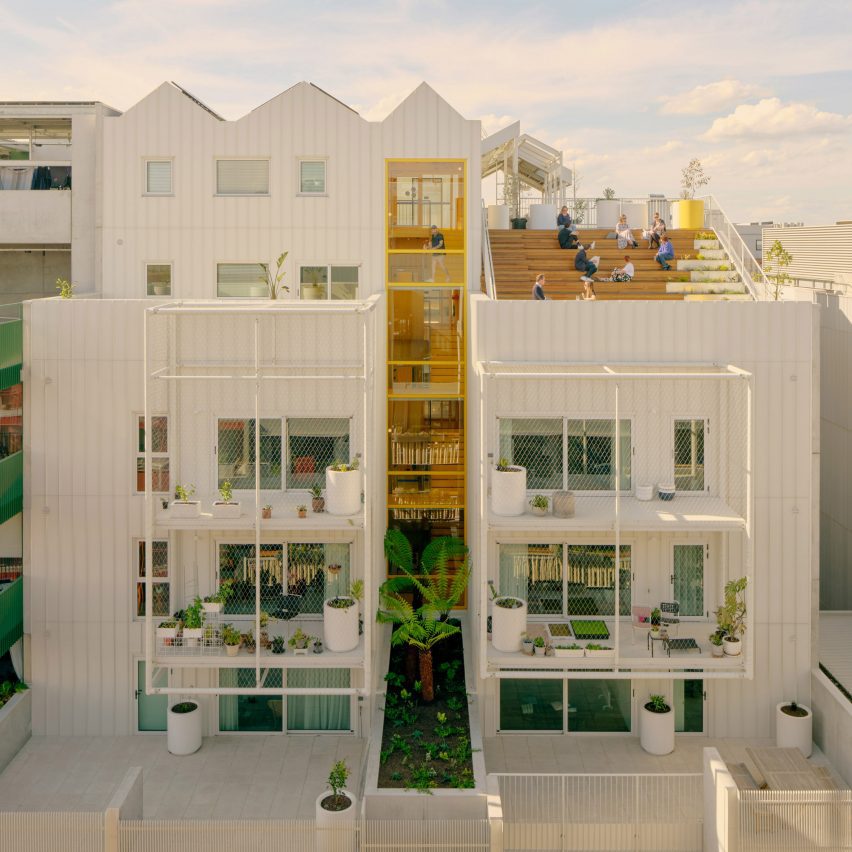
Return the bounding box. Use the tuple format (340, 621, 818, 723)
(324, 598, 359, 652)
(776, 702, 813, 757)
(723, 636, 742, 656)
(640, 700, 674, 755)
(167, 701, 202, 756)
(491, 597, 527, 652)
(491, 465, 527, 516)
(201, 601, 222, 614)
(325, 466, 361, 516)
(315, 790, 357, 852)
(182, 627, 203, 648)
(170, 500, 201, 518)
(156, 624, 179, 646)
(211, 501, 241, 519)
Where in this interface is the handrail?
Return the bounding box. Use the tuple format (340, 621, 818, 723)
(481, 201, 496, 300)
(702, 194, 769, 301)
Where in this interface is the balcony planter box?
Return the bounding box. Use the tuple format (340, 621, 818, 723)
(324, 597, 359, 652)
(553, 645, 585, 659)
(325, 466, 361, 516)
(211, 501, 241, 519)
(157, 624, 179, 645)
(182, 627, 203, 648)
(491, 465, 527, 516)
(168, 701, 202, 755)
(722, 636, 742, 656)
(776, 702, 812, 757)
(491, 597, 527, 652)
(201, 601, 222, 614)
(640, 700, 674, 755)
(170, 500, 201, 519)
(584, 645, 615, 660)
(315, 790, 357, 852)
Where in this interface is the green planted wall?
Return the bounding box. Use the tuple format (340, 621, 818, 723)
(0, 576, 22, 657)
(0, 452, 23, 527)
(0, 318, 22, 392)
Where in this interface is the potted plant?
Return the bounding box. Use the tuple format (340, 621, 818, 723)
(262, 504, 272, 520)
(533, 636, 546, 656)
(709, 629, 725, 658)
(325, 458, 361, 516)
(211, 480, 241, 519)
(170, 483, 200, 518)
(288, 628, 314, 656)
(584, 643, 614, 659)
(259, 611, 271, 648)
(492, 457, 527, 516)
(313, 639, 324, 654)
(167, 700, 202, 756)
(716, 577, 748, 656)
(640, 694, 674, 755)
(520, 634, 534, 655)
(270, 636, 286, 655)
(297, 504, 308, 519)
(324, 580, 363, 652)
(553, 642, 585, 659)
(672, 158, 708, 228)
(222, 624, 242, 657)
(650, 607, 661, 635)
(182, 597, 204, 647)
(202, 580, 233, 614)
(776, 700, 813, 757)
(529, 494, 549, 517)
(241, 629, 256, 651)
(315, 760, 357, 846)
(489, 584, 527, 652)
(310, 483, 325, 513)
(157, 619, 179, 647)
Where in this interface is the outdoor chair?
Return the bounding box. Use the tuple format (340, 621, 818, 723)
(631, 605, 652, 644)
(660, 601, 680, 635)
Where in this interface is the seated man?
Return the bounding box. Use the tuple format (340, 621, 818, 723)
(558, 225, 579, 249)
(655, 235, 675, 270)
(574, 244, 600, 280)
(607, 255, 635, 282)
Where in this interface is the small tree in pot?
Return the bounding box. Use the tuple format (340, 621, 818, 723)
(716, 577, 747, 656)
(315, 759, 356, 848)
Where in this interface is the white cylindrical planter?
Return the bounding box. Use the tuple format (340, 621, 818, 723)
(595, 199, 621, 232)
(324, 599, 359, 652)
(487, 204, 511, 230)
(723, 636, 742, 656)
(167, 701, 202, 756)
(491, 466, 527, 516)
(527, 203, 559, 230)
(325, 467, 362, 516)
(640, 703, 675, 755)
(776, 702, 813, 757)
(315, 790, 357, 852)
(491, 598, 527, 652)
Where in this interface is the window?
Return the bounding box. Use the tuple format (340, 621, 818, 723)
(755, 240, 763, 253)
(135, 539, 170, 618)
(146, 264, 172, 297)
(299, 265, 359, 300)
(286, 418, 350, 490)
(567, 419, 631, 491)
(498, 418, 563, 490)
(145, 160, 172, 195)
(674, 419, 706, 491)
(216, 159, 269, 195)
(136, 415, 169, 493)
(299, 159, 326, 194)
(217, 418, 282, 490)
(217, 263, 268, 298)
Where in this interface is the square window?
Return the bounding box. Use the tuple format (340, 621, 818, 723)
(216, 160, 269, 195)
(136, 539, 170, 618)
(299, 160, 326, 194)
(217, 418, 282, 490)
(299, 265, 358, 300)
(145, 160, 172, 195)
(217, 263, 268, 298)
(146, 264, 172, 297)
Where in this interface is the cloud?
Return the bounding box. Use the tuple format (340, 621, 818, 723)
(479, 114, 518, 137)
(704, 98, 852, 140)
(660, 79, 767, 115)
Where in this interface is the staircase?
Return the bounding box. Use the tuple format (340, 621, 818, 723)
(488, 228, 750, 301)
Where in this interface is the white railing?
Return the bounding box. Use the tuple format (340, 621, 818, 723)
(512, 196, 681, 228)
(703, 194, 769, 301)
(481, 201, 496, 300)
(0, 811, 104, 852)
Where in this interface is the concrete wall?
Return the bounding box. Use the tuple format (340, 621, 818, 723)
(0, 250, 70, 304)
(0, 193, 70, 244)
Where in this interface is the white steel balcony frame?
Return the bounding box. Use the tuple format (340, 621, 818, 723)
(476, 361, 755, 682)
(142, 297, 379, 697)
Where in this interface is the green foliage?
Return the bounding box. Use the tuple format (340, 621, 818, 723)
(175, 483, 195, 503)
(55, 277, 73, 299)
(530, 494, 549, 509)
(765, 240, 792, 301)
(650, 607, 661, 626)
(183, 597, 203, 629)
(496, 456, 512, 471)
(204, 580, 233, 605)
(327, 760, 350, 798)
(408, 762, 438, 793)
(259, 252, 289, 300)
(533, 636, 545, 648)
(330, 457, 360, 472)
(309, 483, 323, 498)
(218, 480, 233, 502)
(0, 680, 28, 709)
(288, 627, 315, 649)
(603, 187, 616, 199)
(222, 623, 242, 646)
(680, 158, 709, 199)
(586, 643, 612, 651)
(716, 576, 748, 639)
(648, 694, 670, 713)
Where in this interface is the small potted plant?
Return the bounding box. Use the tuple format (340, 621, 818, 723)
(521, 633, 534, 655)
(270, 636, 286, 655)
(202, 580, 233, 614)
(167, 700, 202, 756)
(170, 483, 200, 519)
(262, 504, 272, 520)
(584, 642, 614, 659)
(315, 759, 357, 835)
(313, 639, 324, 654)
(222, 624, 242, 657)
(709, 629, 725, 658)
(776, 700, 813, 757)
(324, 580, 363, 652)
(533, 636, 546, 656)
(211, 480, 241, 519)
(492, 457, 527, 516)
(650, 607, 661, 635)
(288, 628, 314, 656)
(297, 504, 308, 519)
(325, 458, 361, 516)
(309, 483, 325, 513)
(259, 611, 271, 648)
(640, 694, 674, 755)
(716, 576, 748, 656)
(489, 582, 527, 653)
(241, 629, 256, 651)
(553, 642, 585, 659)
(529, 494, 549, 517)
(157, 619, 179, 647)
(182, 597, 204, 647)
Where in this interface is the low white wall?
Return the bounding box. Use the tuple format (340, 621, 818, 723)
(0, 689, 31, 773)
(703, 746, 738, 852)
(0, 192, 71, 244)
(811, 668, 852, 786)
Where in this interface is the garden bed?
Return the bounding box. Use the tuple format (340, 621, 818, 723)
(378, 628, 474, 791)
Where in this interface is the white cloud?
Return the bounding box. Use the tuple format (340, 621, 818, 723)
(704, 98, 852, 140)
(660, 79, 767, 115)
(479, 114, 518, 137)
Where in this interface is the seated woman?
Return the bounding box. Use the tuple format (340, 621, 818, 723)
(579, 279, 597, 300)
(647, 212, 666, 249)
(557, 206, 576, 232)
(607, 256, 635, 282)
(615, 214, 638, 249)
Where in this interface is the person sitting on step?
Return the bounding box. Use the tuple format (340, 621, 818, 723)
(532, 273, 547, 300)
(616, 214, 639, 249)
(607, 255, 635, 282)
(574, 243, 600, 279)
(557, 206, 577, 232)
(646, 212, 666, 249)
(558, 224, 579, 249)
(579, 279, 597, 300)
(655, 235, 675, 270)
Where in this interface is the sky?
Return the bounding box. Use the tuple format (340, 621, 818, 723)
(3, 0, 851, 224)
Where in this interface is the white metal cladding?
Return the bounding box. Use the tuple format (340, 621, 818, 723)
(764, 224, 852, 287)
(469, 296, 817, 738)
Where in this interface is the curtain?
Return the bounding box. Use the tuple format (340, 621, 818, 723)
(287, 668, 350, 731)
(498, 544, 531, 601)
(0, 166, 35, 190)
(323, 544, 351, 601)
(9, 638, 23, 680)
(218, 669, 239, 731)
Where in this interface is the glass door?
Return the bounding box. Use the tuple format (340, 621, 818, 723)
(674, 679, 704, 733)
(136, 660, 168, 732)
(673, 419, 706, 492)
(672, 544, 705, 617)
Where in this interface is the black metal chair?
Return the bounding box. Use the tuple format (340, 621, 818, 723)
(660, 600, 680, 635)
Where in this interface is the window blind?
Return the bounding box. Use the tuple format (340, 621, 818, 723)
(146, 161, 172, 194)
(216, 159, 269, 195)
(299, 160, 326, 193)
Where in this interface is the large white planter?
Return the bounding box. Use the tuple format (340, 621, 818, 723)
(487, 204, 510, 230)
(315, 790, 357, 852)
(325, 467, 362, 516)
(723, 636, 742, 656)
(595, 199, 621, 232)
(776, 702, 813, 757)
(167, 701, 202, 756)
(640, 703, 675, 755)
(527, 203, 559, 230)
(211, 501, 241, 519)
(170, 500, 201, 519)
(324, 598, 360, 652)
(491, 466, 527, 516)
(491, 597, 527, 652)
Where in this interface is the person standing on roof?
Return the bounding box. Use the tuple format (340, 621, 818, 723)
(424, 225, 450, 282)
(532, 273, 547, 300)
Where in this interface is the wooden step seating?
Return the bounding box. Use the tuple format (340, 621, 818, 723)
(489, 227, 705, 301)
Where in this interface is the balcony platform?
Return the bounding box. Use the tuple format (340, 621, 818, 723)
(488, 495, 744, 533)
(155, 639, 364, 669)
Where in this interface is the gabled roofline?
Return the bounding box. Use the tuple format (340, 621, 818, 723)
(168, 82, 224, 121)
(249, 81, 360, 118)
